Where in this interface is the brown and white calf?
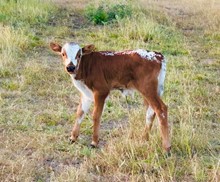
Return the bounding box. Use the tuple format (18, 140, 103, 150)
(50, 42, 171, 152)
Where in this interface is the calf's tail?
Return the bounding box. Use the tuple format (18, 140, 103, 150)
(158, 57, 167, 96)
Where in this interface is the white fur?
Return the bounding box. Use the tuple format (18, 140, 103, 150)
(161, 112, 165, 119)
(77, 96, 92, 124)
(146, 106, 155, 126)
(71, 76, 93, 124)
(157, 58, 166, 96)
(101, 52, 115, 56)
(71, 75, 94, 101)
(63, 58, 72, 67)
(81, 96, 92, 112)
(62, 43, 81, 66)
(135, 49, 157, 61)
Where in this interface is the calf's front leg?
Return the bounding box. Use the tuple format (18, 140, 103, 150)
(90, 91, 108, 147)
(70, 95, 92, 143)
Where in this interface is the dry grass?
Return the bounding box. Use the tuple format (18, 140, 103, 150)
(0, 0, 219, 181)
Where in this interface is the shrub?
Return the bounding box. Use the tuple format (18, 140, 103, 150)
(85, 3, 132, 25)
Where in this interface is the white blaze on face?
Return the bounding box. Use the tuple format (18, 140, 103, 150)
(62, 42, 81, 66)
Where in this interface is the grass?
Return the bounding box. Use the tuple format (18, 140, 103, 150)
(0, 0, 219, 181)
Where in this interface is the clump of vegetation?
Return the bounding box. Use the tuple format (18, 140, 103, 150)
(85, 3, 132, 25)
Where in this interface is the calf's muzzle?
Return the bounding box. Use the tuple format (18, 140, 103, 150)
(66, 65, 75, 73)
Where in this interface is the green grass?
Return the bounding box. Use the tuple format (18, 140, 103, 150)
(85, 2, 132, 25)
(0, 0, 219, 181)
(0, 0, 55, 26)
(82, 17, 187, 55)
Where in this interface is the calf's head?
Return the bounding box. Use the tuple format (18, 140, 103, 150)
(50, 42, 95, 74)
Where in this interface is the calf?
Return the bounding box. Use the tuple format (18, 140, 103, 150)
(50, 42, 171, 152)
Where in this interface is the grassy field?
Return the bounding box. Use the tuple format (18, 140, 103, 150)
(0, 0, 219, 181)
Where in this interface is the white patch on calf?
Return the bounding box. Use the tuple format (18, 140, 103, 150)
(161, 112, 166, 119)
(63, 58, 72, 67)
(77, 96, 92, 124)
(70, 76, 93, 124)
(157, 58, 166, 96)
(71, 75, 94, 101)
(101, 52, 115, 56)
(146, 106, 155, 126)
(62, 42, 81, 66)
(81, 96, 92, 112)
(135, 49, 157, 61)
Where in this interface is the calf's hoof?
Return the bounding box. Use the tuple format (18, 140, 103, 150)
(142, 133, 150, 141)
(165, 150, 171, 158)
(164, 146, 171, 157)
(90, 141, 98, 148)
(90, 144, 97, 148)
(69, 136, 78, 144)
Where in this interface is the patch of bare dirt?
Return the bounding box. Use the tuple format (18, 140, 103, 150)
(48, 11, 88, 29)
(52, 0, 90, 10)
(43, 156, 83, 172)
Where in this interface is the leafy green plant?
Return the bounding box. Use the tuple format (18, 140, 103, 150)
(85, 3, 132, 25)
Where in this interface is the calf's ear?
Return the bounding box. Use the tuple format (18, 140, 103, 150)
(50, 42, 62, 53)
(82, 44, 95, 54)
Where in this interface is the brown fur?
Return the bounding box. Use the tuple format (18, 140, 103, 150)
(75, 52, 161, 91)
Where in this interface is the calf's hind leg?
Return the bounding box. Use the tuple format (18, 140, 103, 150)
(139, 85, 171, 152)
(143, 99, 156, 141)
(147, 95, 171, 152)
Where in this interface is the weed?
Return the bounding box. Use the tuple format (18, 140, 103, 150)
(85, 2, 132, 25)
